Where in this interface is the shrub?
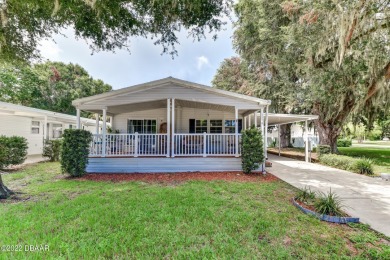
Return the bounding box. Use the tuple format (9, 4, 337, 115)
(317, 145, 331, 156)
(42, 139, 62, 162)
(61, 129, 92, 177)
(296, 186, 316, 205)
(0, 135, 28, 169)
(319, 154, 356, 172)
(241, 126, 264, 174)
(315, 190, 346, 217)
(337, 139, 352, 147)
(353, 158, 374, 175)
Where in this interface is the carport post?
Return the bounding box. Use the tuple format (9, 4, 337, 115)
(305, 120, 309, 162)
(264, 105, 269, 160)
(248, 114, 251, 127)
(43, 115, 48, 142)
(76, 108, 81, 129)
(254, 111, 258, 128)
(278, 124, 281, 156)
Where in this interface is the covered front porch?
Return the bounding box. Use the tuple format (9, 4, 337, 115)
(72, 78, 271, 172)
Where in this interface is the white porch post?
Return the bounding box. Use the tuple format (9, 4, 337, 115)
(171, 98, 175, 157)
(102, 108, 107, 157)
(95, 113, 99, 134)
(248, 114, 251, 127)
(235, 107, 239, 157)
(278, 124, 281, 156)
(305, 120, 309, 162)
(166, 99, 171, 157)
(244, 116, 247, 130)
(76, 108, 81, 129)
(260, 107, 265, 173)
(264, 105, 269, 160)
(254, 112, 258, 128)
(43, 115, 48, 141)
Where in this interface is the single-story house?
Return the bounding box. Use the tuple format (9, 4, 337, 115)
(72, 77, 317, 173)
(0, 101, 103, 156)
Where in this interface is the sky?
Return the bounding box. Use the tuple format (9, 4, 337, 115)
(38, 21, 237, 90)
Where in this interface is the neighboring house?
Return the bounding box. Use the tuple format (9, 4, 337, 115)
(72, 77, 317, 173)
(268, 123, 319, 148)
(0, 101, 103, 156)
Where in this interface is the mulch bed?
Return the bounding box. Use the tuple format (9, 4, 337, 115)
(78, 171, 279, 183)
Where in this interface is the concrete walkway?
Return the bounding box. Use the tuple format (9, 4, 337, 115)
(267, 154, 390, 237)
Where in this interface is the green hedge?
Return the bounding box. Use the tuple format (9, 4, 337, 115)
(241, 126, 264, 174)
(337, 139, 352, 147)
(319, 154, 374, 175)
(0, 135, 28, 169)
(61, 129, 92, 177)
(317, 145, 331, 156)
(43, 139, 62, 162)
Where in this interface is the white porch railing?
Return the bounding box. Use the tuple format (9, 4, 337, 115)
(89, 133, 241, 157)
(90, 133, 168, 157)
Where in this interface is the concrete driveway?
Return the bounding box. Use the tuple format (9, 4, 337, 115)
(267, 154, 390, 237)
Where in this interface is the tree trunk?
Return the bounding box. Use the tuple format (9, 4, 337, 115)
(316, 122, 341, 153)
(0, 174, 13, 199)
(279, 124, 292, 148)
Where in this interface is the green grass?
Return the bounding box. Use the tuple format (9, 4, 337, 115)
(1, 163, 389, 259)
(339, 147, 390, 173)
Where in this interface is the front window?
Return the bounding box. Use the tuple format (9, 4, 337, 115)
(210, 120, 223, 133)
(31, 121, 40, 134)
(195, 119, 208, 133)
(127, 119, 157, 134)
(52, 124, 63, 138)
(224, 120, 236, 133)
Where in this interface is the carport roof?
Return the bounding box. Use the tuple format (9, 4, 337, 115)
(267, 113, 318, 126)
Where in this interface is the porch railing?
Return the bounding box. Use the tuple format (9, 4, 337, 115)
(89, 133, 241, 157)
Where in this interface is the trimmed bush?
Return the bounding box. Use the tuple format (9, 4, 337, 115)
(353, 158, 374, 175)
(42, 139, 62, 162)
(337, 139, 352, 147)
(61, 129, 92, 177)
(319, 154, 356, 171)
(317, 145, 331, 156)
(0, 135, 28, 169)
(241, 126, 264, 174)
(315, 190, 346, 217)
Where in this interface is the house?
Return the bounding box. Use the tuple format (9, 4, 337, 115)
(72, 77, 318, 173)
(71, 77, 272, 173)
(0, 101, 103, 156)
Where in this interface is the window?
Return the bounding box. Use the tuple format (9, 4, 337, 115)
(210, 120, 223, 133)
(195, 119, 208, 133)
(52, 124, 63, 138)
(31, 121, 40, 134)
(224, 119, 243, 133)
(127, 119, 157, 134)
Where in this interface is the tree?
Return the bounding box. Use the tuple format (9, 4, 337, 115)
(230, 0, 390, 152)
(0, 61, 112, 115)
(0, 0, 233, 62)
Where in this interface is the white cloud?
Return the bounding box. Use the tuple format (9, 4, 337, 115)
(38, 40, 62, 60)
(196, 55, 210, 70)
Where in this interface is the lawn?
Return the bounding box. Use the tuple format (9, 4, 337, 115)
(1, 163, 389, 259)
(339, 147, 390, 173)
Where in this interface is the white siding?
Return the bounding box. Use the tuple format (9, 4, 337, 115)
(0, 115, 43, 155)
(86, 157, 246, 173)
(112, 107, 242, 134)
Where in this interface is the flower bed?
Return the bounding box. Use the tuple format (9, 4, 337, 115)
(292, 197, 359, 224)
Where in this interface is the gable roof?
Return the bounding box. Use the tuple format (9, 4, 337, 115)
(72, 77, 271, 108)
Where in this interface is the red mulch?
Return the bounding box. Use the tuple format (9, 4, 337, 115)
(78, 171, 279, 183)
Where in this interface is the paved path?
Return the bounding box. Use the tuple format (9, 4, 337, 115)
(267, 154, 390, 237)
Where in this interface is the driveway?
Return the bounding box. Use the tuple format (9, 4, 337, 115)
(267, 154, 390, 237)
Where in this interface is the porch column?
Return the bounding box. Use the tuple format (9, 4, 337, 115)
(305, 120, 309, 162)
(254, 112, 258, 128)
(264, 105, 269, 160)
(102, 108, 107, 157)
(43, 115, 48, 142)
(248, 114, 251, 127)
(235, 107, 239, 157)
(95, 113, 99, 135)
(171, 98, 175, 157)
(244, 116, 247, 130)
(278, 124, 281, 156)
(260, 107, 265, 173)
(76, 108, 81, 129)
(166, 99, 171, 157)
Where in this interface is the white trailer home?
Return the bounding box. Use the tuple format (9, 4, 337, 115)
(0, 101, 102, 156)
(72, 77, 273, 173)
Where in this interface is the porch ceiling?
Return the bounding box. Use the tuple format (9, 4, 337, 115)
(84, 99, 258, 115)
